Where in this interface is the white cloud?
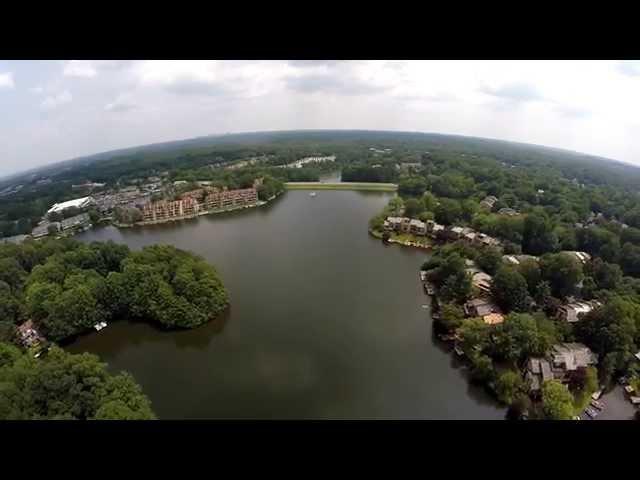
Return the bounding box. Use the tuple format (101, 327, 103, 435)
(63, 60, 97, 78)
(0, 72, 14, 89)
(41, 90, 72, 109)
(105, 94, 137, 112)
(6, 60, 640, 177)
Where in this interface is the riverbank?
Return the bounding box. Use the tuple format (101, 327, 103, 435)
(114, 190, 285, 229)
(369, 228, 433, 250)
(286, 182, 398, 191)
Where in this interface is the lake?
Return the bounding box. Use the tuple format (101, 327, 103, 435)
(70, 189, 505, 419)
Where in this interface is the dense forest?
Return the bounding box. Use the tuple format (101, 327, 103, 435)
(0, 238, 229, 342)
(5, 129, 640, 238)
(0, 342, 155, 419)
(3, 130, 640, 419)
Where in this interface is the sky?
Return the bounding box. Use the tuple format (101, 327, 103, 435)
(2, 60, 640, 176)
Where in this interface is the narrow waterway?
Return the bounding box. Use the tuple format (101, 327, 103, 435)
(70, 189, 505, 419)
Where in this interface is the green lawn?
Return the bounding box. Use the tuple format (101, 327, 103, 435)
(285, 182, 398, 191)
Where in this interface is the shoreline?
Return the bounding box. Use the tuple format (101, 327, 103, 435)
(114, 190, 285, 229)
(368, 228, 433, 250)
(286, 182, 398, 191)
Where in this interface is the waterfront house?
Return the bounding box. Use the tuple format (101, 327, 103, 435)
(556, 300, 601, 323)
(526, 343, 598, 392)
(464, 297, 501, 318)
(60, 213, 91, 231)
(450, 226, 465, 239)
(409, 219, 427, 236)
(31, 222, 60, 238)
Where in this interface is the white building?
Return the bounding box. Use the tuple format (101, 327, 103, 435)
(47, 196, 94, 214)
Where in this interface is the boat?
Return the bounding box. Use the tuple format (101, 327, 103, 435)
(454, 346, 465, 356)
(94, 321, 108, 332)
(590, 399, 604, 410)
(309, 192, 316, 197)
(591, 389, 603, 400)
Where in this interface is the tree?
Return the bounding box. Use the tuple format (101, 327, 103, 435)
(438, 303, 465, 331)
(404, 198, 424, 218)
(422, 191, 438, 211)
(435, 198, 462, 226)
(495, 370, 527, 405)
(469, 352, 495, 384)
(518, 259, 541, 296)
(586, 258, 622, 291)
(541, 380, 574, 420)
(491, 267, 529, 312)
(539, 253, 584, 298)
(0, 344, 155, 420)
(506, 393, 532, 420)
(476, 246, 502, 275)
(522, 213, 559, 255)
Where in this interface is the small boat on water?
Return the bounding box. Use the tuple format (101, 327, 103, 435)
(590, 399, 604, 410)
(309, 192, 317, 197)
(454, 346, 465, 357)
(94, 321, 108, 332)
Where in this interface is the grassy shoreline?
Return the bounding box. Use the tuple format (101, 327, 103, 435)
(285, 182, 398, 191)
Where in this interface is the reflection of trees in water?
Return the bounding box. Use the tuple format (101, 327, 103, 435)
(429, 320, 505, 413)
(67, 308, 231, 358)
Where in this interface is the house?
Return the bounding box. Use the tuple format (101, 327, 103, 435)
(503, 254, 539, 266)
(472, 272, 493, 293)
(431, 223, 445, 235)
(17, 320, 45, 348)
(31, 222, 60, 238)
(384, 217, 403, 232)
(475, 233, 501, 247)
(561, 251, 591, 264)
(47, 196, 94, 215)
(409, 219, 427, 236)
(480, 195, 498, 210)
(557, 300, 601, 323)
(526, 343, 598, 392)
(60, 213, 91, 231)
(464, 297, 501, 317)
(497, 207, 519, 216)
(450, 226, 465, 239)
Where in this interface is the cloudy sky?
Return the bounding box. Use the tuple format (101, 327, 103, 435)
(1, 60, 640, 176)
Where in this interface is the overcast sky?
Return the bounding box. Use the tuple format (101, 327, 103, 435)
(1, 60, 640, 177)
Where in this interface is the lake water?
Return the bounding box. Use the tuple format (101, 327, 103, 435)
(70, 189, 505, 419)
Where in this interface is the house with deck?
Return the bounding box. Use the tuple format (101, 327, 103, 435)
(556, 300, 601, 323)
(526, 343, 598, 393)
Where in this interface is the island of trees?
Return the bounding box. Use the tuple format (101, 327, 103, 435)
(0, 237, 229, 419)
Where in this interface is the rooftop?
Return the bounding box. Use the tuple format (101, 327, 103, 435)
(47, 196, 93, 214)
